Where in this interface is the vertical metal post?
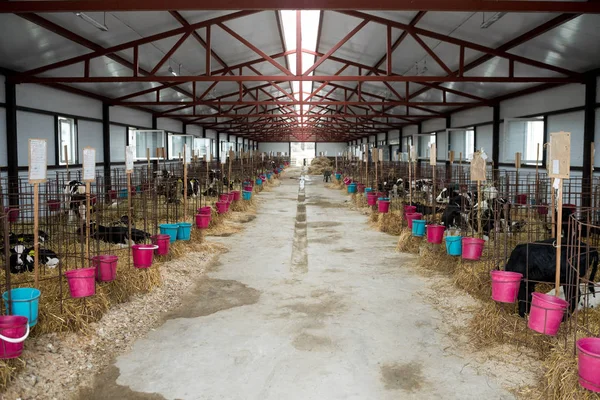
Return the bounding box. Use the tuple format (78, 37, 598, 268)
(102, 103, 111, 196)
(5, 80, 18, 208)
(582, 75, 596, 208)
(492, 104, 500, 182)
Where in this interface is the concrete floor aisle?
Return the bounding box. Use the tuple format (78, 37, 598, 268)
(103, 168, 513, 400)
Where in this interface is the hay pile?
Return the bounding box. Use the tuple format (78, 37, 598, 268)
(375, 211, 405, 236)
(415, 244, 460, 276)
(396, 229, 421, 254)
(308, 156, 332, 175)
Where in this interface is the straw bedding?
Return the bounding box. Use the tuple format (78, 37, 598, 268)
(308, 156, 333, 175)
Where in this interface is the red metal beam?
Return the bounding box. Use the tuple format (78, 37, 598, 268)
(303, 19, 369, 76)
(4, 1, 600, 13)
(408, 12, 579, 100)
(149, 32, 191, 75)
(217, 22, 293, 76)
(116, 100, 476, 106)
(340, 10, 580, 78)
(410, 32, 452, 75)
(19, 10, 259, 77)
(14, 75, 578, 84)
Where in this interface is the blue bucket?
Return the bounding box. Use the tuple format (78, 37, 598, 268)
(378, 197, 390, 202)
(412, 220, 426, 237)
(445, 236, 463, 256)
(176, 222, 192, 241)
(242, 190, 252, 201)
(3, 288, 41, 327)
(347, 183, 357, 194)
(364, 187, 373, 197)
(280, 164, 284, 169)
(118, 189, 128, 198)
(159, 223, 180, 243)
(267, 173, 272, 179)
(256, 178, 263, 185)
(335, 173, 342, 180)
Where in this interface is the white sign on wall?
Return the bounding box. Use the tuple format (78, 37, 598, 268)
(82, 147, 96, 182)
(125, 146, 134, 173)
(28, 139, 47, 183)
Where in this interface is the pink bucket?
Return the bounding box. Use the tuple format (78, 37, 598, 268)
(357, 184, 365, 193)
(0, 316, 29, 359)
(151, 234, 170, 256)
(219, 194, 230, 203)
(48, 199, 61, 211)
(462, 237, 485, 260)
(404, 205, 417, 218)
(378, 200, 390, 213)
(132, 244, 159, 269)
(490, 271, 522, 303)
(108, 189, 117, 200)
(426, 225, 445, 244)
(91, 255, 118, 282)
(406, 213, 422, 229)
(5, 208, 18, 223)
(196, 213, 211, 229)
(528, 292, 569, 335)
(216, 201, 228, 214)
(65, 267, 96, 298)
(198, 206, 211, 215)
(577, 337, 600, 392)
(343, 177, 350, 185)
(227, 192, 235, 203)
(367, 192, 377, 206)
(537, 204, 549, 215)
(232, 191, 241, 201)
(516, 194, 527, 205)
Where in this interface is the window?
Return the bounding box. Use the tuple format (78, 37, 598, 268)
(58, 117, 77, 165)
(503, 118, 544, 164)
(168, 134, 193, 159)
(416, 134, 436, 160)
(447, 128, 475, 161)
(129, 130, 166, 160)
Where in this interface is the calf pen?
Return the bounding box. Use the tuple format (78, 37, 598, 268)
(331, 162, 600, 399)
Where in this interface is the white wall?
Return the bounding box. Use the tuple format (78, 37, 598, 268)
(186, 125, 202, 136)
(548, 110, 585, 167)
(476, 124, 494, 155)
(388, 129, 400, 142)
(258, 142, 289, 153)
(17, 111, 55, 167)
(422, 118, 446, 133)
(452, 107, 492, 127)
(595, 108, 600, 167)
(376, 132, 386, 141)
(316, 142, 347, 156)
(110, 125, 126, 162)
(404, 125, 418, 135)
(78, 120, 104, 163)
(17, 84, 102, 120)
(110, 106, 152, 128)
(157, 118, 183, 134)
(436, 130, 447, 160)
(205, 129, 217, 139)
(500, 84, 585, 119)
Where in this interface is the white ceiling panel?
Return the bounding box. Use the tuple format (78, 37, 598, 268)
(0, 15, 90, 71)
(508, 14, 600, 73)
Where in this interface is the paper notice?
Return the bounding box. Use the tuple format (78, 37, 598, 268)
(553, 178, 561, 189)
(82, 147, 96, 182)
(184, 144, 191, 164)
(28, 139, 47, 183)
(125, 146, 134, 172)
(553, 159, 560, 175)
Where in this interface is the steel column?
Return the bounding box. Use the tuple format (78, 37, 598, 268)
(492, 104, 500, 182)
(582, 75, 597, 208)
(5, 80, 18, 207)
(102, 103, 112, 195)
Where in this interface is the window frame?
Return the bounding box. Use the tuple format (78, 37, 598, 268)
(57, 116, 78, 165)
(446, 128, 476, 161)
(503, 117, 544, 165)
(129, 129, 166, 160)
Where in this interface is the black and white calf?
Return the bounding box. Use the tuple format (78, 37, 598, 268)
(9, 245, 60, 274)
(504, 238, 599, 317)
(64, 180, 88, 220)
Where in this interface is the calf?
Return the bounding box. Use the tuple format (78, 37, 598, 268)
(436, 188, 458, 204)
(504, 238, 599, 317)
(64, 180, 87, 220)
(9, 245, 59, 274)
(546, 283, 600, 310)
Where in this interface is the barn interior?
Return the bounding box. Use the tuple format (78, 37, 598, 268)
(1, 1, 600, 399)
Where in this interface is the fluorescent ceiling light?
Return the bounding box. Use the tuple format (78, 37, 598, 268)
(168, 65, 178, 76)
(480, 12, 506, 29)
(75, 12, 108, 31)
